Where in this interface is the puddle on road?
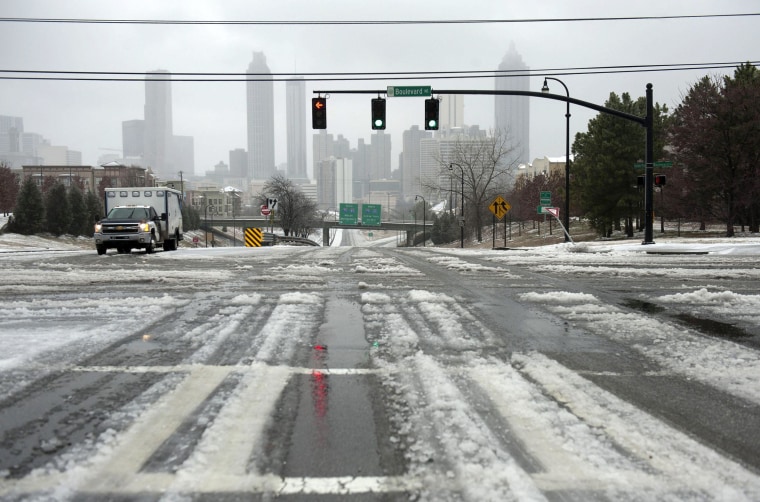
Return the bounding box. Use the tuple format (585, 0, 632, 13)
(674, 313, 751, 339)
(623, 299, 666, 314)
(261, 296, 404, 478)
(312, 297, 369, 369)
(624, 299, 751, 339)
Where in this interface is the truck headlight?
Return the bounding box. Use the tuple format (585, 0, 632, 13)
(139, 223, 151, 232)
(94, 223, 102, 232)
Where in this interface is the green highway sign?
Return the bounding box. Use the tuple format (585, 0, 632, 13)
(634, 161, 673, 169)
(361, 204, 382, 226)
(339, 203, 359, 225)
(387, 85, 432, 97)
(540, 191, 552, 205)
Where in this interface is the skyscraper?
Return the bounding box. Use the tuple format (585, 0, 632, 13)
(286, 77, 308, 181)
(122, 119, 144, 159)
(495, 43, 530, 167)
(246, 52, 275, 181)
(144, 70, 174, 179)
(401, 125, 433, 200)
(440, 95, 464, 130)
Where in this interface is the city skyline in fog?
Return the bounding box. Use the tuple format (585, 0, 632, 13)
(1, 1, 758, 176)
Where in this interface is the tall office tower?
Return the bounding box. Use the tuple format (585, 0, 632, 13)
(440, 95, 464, 130)
(0, 115, 23, 154)
(144, 70, 174, 179)
(122, 119, 144, 158)
(495, 43, 530, 167)
(286, 77, 307, 181)
(246, 52, 275, 181)
(369, 131, 392, 181)
(401, 125, 433, 200)
(229, 148, 248, 178)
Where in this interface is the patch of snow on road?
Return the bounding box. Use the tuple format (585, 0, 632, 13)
(519, 291, 760, 404)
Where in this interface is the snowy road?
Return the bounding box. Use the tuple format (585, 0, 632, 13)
(1, 238, 760, 500)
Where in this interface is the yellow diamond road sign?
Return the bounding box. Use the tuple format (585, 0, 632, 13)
(488, 196, 511, 220)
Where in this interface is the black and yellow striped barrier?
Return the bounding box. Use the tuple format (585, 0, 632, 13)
(244, 227, 263, 247)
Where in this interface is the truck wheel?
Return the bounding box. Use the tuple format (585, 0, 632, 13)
(164, 230, 180, 251)
(145, 234, 156, 254)
(96, 245, 107, 255)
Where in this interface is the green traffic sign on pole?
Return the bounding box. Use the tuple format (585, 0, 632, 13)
(634, 161, 673, 169)
(339, 203, 359, 225)
(387, 86, 432, 97)
(361, 204, 382, 226)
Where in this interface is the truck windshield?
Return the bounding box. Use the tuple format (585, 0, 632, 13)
(107, 207, 151, 220)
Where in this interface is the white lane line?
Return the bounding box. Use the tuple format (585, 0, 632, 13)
(82, 365, 233, 493)
(514, 352, 760, 499)
(71, 365, 382, 375)
(67, 474, 425, 496)
(177, 362, 291, 482)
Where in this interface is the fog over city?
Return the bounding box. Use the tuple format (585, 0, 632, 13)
(1, 0, 758, 177)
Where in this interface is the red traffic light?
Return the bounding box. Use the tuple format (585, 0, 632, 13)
(312, 97, 326, 129)
(654, 174, 667, 187)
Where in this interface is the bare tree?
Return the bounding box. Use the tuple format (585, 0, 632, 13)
(424, 129, 518, 243)
(261, 174, 320, 237)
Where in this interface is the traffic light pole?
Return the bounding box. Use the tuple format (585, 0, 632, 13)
(314, 85, 656, 244)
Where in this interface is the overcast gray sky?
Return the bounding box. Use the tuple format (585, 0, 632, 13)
(1, 0, 758, 178)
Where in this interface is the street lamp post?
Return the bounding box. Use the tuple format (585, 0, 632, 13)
(449, 163, 464, 248)
(542, 77, 571, 242)
(415, 195, 426, 247)
(198, 196, 208, 248)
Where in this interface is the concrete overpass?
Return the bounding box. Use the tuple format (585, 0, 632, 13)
(201, 218, 434, 247)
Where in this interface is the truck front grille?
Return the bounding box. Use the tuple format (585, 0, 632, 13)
(102, 223, 140, 234)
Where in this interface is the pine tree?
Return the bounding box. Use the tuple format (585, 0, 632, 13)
(11, 177, 45, 235)
(0, 164, 19, 216)
(67, 184, 89, 236)
(573, 92, 669, 236)
(44, 182, 71, 236)
(86, 190, 103, 231)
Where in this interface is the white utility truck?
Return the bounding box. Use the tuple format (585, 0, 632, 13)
(93, 187, 184, 255)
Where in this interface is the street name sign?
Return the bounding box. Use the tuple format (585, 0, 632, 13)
(634, 161, 673, 169)
(387, 86, 432, 97)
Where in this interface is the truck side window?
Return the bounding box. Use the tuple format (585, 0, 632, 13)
(157, 191, 165, 197)
(144, 191, 152, 197)
(132, 191, 140, 197)
(120, 191, 128, 197)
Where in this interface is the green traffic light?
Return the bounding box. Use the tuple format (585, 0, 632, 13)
(374, 119, 384, 128)
(428, 119, 437, 129)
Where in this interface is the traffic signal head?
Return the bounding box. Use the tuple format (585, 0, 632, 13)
(371, 98, 386, 130)
(654, 174, 667, 187)
(637, 175, 645, 188)
(312, 97, 326, 129)
(425, 98, 439, 130)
